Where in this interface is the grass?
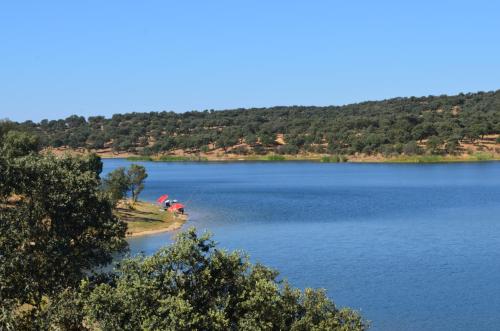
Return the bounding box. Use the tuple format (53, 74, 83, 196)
(385, 153, 499, 163)
(473, 152, 496, 161)
(114, 200, 186, 236)
(265, 155, 286, 161)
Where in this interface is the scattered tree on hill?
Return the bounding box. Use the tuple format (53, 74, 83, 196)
(9, 90, 500, 157)
(402, 141, 421, 155)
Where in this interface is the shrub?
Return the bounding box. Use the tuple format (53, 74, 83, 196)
(79, 229, 367, 331)
(402, 141, 421, 155)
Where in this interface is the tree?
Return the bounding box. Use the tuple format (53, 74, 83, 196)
(79, 229, 367, 331)
(467, 123, 488, 141)
(276, 144, 299, 155)
(216, 132, 239, 151)
(103, 167, 131, 205)
(259, 132, 275, 146)
(402, 141, 421, 155)
(426, 136, 443, 154)
(127, 164, 148, 202)
(0, 153, 127, 321)
(3, 90, 500, 158)
(88, 133, 107, 149)
(102, 164, 148, 205)
(0, 130, 41, 198)
(1, 130, 40, 158)
(445, 139, 460, 155)
(0, 119, 17, 138)
(244, 133, 258, 146)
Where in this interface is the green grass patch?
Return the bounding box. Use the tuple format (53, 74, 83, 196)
(472, 152, 495, 161)
(265, 155, 286, 161)
(387, 153, 498, 163)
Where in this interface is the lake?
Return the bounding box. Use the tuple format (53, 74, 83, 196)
(103, 159, 500, 331)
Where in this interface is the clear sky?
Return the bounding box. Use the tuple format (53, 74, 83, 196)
(1, 1, 499, 122)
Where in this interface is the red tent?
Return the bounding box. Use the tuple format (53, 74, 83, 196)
(156, 194, 169, 204)
(168, 203, 185, 211)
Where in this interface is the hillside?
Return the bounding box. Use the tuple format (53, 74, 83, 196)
(7, 90, 500, 160)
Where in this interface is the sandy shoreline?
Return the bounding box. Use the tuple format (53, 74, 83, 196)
(126, 216, 186, 237)
(126, 214, 188, 238)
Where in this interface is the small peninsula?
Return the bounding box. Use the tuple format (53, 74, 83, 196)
(115, 200, 187, 237)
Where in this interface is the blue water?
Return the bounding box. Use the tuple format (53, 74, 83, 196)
(103, 160, 500, 331)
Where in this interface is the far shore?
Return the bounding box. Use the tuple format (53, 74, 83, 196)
(121, 153, 500, 164)
(114, 200, 188, 237)
(43, 143, 500, 164)
(60, 151, 500, 164)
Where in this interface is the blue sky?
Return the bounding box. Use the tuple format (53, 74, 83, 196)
(1, 1, 499, 122)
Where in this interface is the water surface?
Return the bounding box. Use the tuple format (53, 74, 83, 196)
(103, 160, 500, 331)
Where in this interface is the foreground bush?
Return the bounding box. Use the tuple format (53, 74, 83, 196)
(0, 132, 128, 330)
(77, 229, 367, 331)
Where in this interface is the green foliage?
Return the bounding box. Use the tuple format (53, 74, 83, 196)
(445, 139, 460, 155)
(127, 164, 148, 202)
(402, 141, 421, 155)
(321, 155, 348, 163)
(266, 155, 286, 161)
(473, 152, 495, 161)
(426, 136, 443, 154)
(1, 130, 40, 158)
(387, 153, 498, 163)
(79, 229, 367, 331)
(0, 119, 18, 138)
(216, 131, 240, 150)
(259, 133, 276, 147)
(14, 90, 499, 157)
(103, 164, 149, 203)
(103, 167, 131, 205)
(276, 144, 299, 155)
(228, 145, 250, 155)
(0, 152, 127, 322)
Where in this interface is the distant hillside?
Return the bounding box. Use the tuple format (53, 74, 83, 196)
(7, 90, 500, 159)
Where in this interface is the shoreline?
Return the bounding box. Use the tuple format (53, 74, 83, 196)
(43, 147, 500, 164)
(126, 214, 187, 237)
(120, 154, 500, 164)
